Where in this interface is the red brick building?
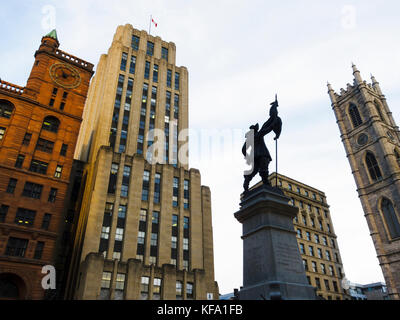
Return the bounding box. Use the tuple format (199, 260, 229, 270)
(0, 30, 93, 299)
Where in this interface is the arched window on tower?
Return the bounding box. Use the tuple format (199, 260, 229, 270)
(42, 116, 60, 133)
(349, 103, 363, 128)
(380, 198, 400, 239)
(366, 152, 382, 182)
(0, 100, 14, 119)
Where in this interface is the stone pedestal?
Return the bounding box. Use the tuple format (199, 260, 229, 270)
(234, 184, 316, 300)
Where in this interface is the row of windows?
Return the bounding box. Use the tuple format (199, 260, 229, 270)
(0, 205, 52, 230)
(22, 132, 68, 156)
(290, 198, 329, 219)
(120, 50, 180, 91)
(297, 229, 336, 248)
(131, 35, 171, 63)
(294, 213, 332, 233)
(307, 275, 340, 295)
(279, 179, 324, 203)
(5, 179, 58, 202)
(14, 154, 63, 178)
(49, 87, 68, 110)
(3, 237, 45, 260)
(299, 242, 340, 263)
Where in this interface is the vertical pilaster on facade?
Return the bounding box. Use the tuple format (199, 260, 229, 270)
(125, 259, 143, 300)
(77, 253, 104, 300)
(162, 264, 177, 299)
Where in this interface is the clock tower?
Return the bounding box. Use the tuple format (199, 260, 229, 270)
(0, 30, 93, 299)
(328, 65, 400, 300)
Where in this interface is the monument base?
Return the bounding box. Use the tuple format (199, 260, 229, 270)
(234, 184, 316, 300)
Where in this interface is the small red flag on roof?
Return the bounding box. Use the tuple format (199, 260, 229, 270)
(152, 18, 158, 27)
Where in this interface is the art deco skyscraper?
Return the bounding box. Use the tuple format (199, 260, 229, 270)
(328, 65, 400, 299)
(66, 24, 219, 300)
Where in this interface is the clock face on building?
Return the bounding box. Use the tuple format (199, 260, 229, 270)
(49, 63, 81, 89)
(357, 133, 369, 146)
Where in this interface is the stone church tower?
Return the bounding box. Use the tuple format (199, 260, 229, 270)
(328, 65, 400, 299)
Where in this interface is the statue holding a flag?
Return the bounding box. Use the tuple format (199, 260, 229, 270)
(242, 95, 282, 192)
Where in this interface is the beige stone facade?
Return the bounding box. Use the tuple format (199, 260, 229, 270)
(267, 173, 348, 300)
(66, 24, 218, 300)
(328, 65, 400, 299)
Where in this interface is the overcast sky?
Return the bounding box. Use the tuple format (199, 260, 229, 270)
(3, 0, 400, 295)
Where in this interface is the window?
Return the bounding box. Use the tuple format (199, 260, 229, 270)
(36, 138, 54, 153)
(306, 231, 311, 241)
(381, 198, 400, 239)
(321, 263, 326, 274)
(299, 243, 305, 254)
(0, 205, 9, 223)
(0, 100, 14, 119)
(153, 64, 159, 83)
(324, 279, 330, 291)
(120, 52, 128, 71)
(322, 236, 328, 246)
(302, 215, 307, 226)
(297, 229, 302, 238)
(147, 41, 154, 56)
(22, 182, 43, 199)
(15, 154, 25, 168)
(349, 103, 363, 128)
(326, 250, 332, 261)
(101, 272, 112, 289)
(62, 91, 68, 100)
(308, 245, 314, 256)
(314, 234, 320, 243)
(49, 98, 55, 107)
(108, 163, 119, 194)
(174, 95, 179, 119)
(154, 173, 161, 204)
(121, 166, 131, 197)
(59, 102, 65, 110)
(303, 259, 308, 271)
(42, 116, 60, 133)
(15, 208, 36, 227)
(54, 165, 63, 178)
(131, 35, 140, 50)
(60, 144, 68, 156)
(141, 276, 150, 295)
(186, 282, 194, 299)
(315, 278, 321, 290)
(329, 266, 335, 276)
(142, 170, 150, 201)
(0, 127, 6, 140)
(173, 177, 179, 207)
(129, 56, 136, 74)
(5, 237, 28, 257)
(22, 133, 32, 146)
(331, 238, 336, 248)
(115, 274, 126, 300)
(6, 178, 17, 194)
(176, 281, 183, 299)
(184, 180, 190, 209)
(366, 152, 382, 182)
(167, 70, 172, 87)
(175, 72, 180, 90)
(317, 248, 323, 259)
(52, 87, 58, 96)
(162, 47, 168, 60)
(144, 61, 150, 79)
(333, 281, 339, 293)
(48, 188, 57, 203)
(41, 213, 52, 230)
(153, 278, 162, 299)
(33, 241, 45, 260)
(305, 191, 309, 197)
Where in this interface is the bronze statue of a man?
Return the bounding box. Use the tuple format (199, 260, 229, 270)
(242, 97, 282, 192)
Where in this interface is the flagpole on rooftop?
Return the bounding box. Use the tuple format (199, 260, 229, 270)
(149, 15, 152, 35)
